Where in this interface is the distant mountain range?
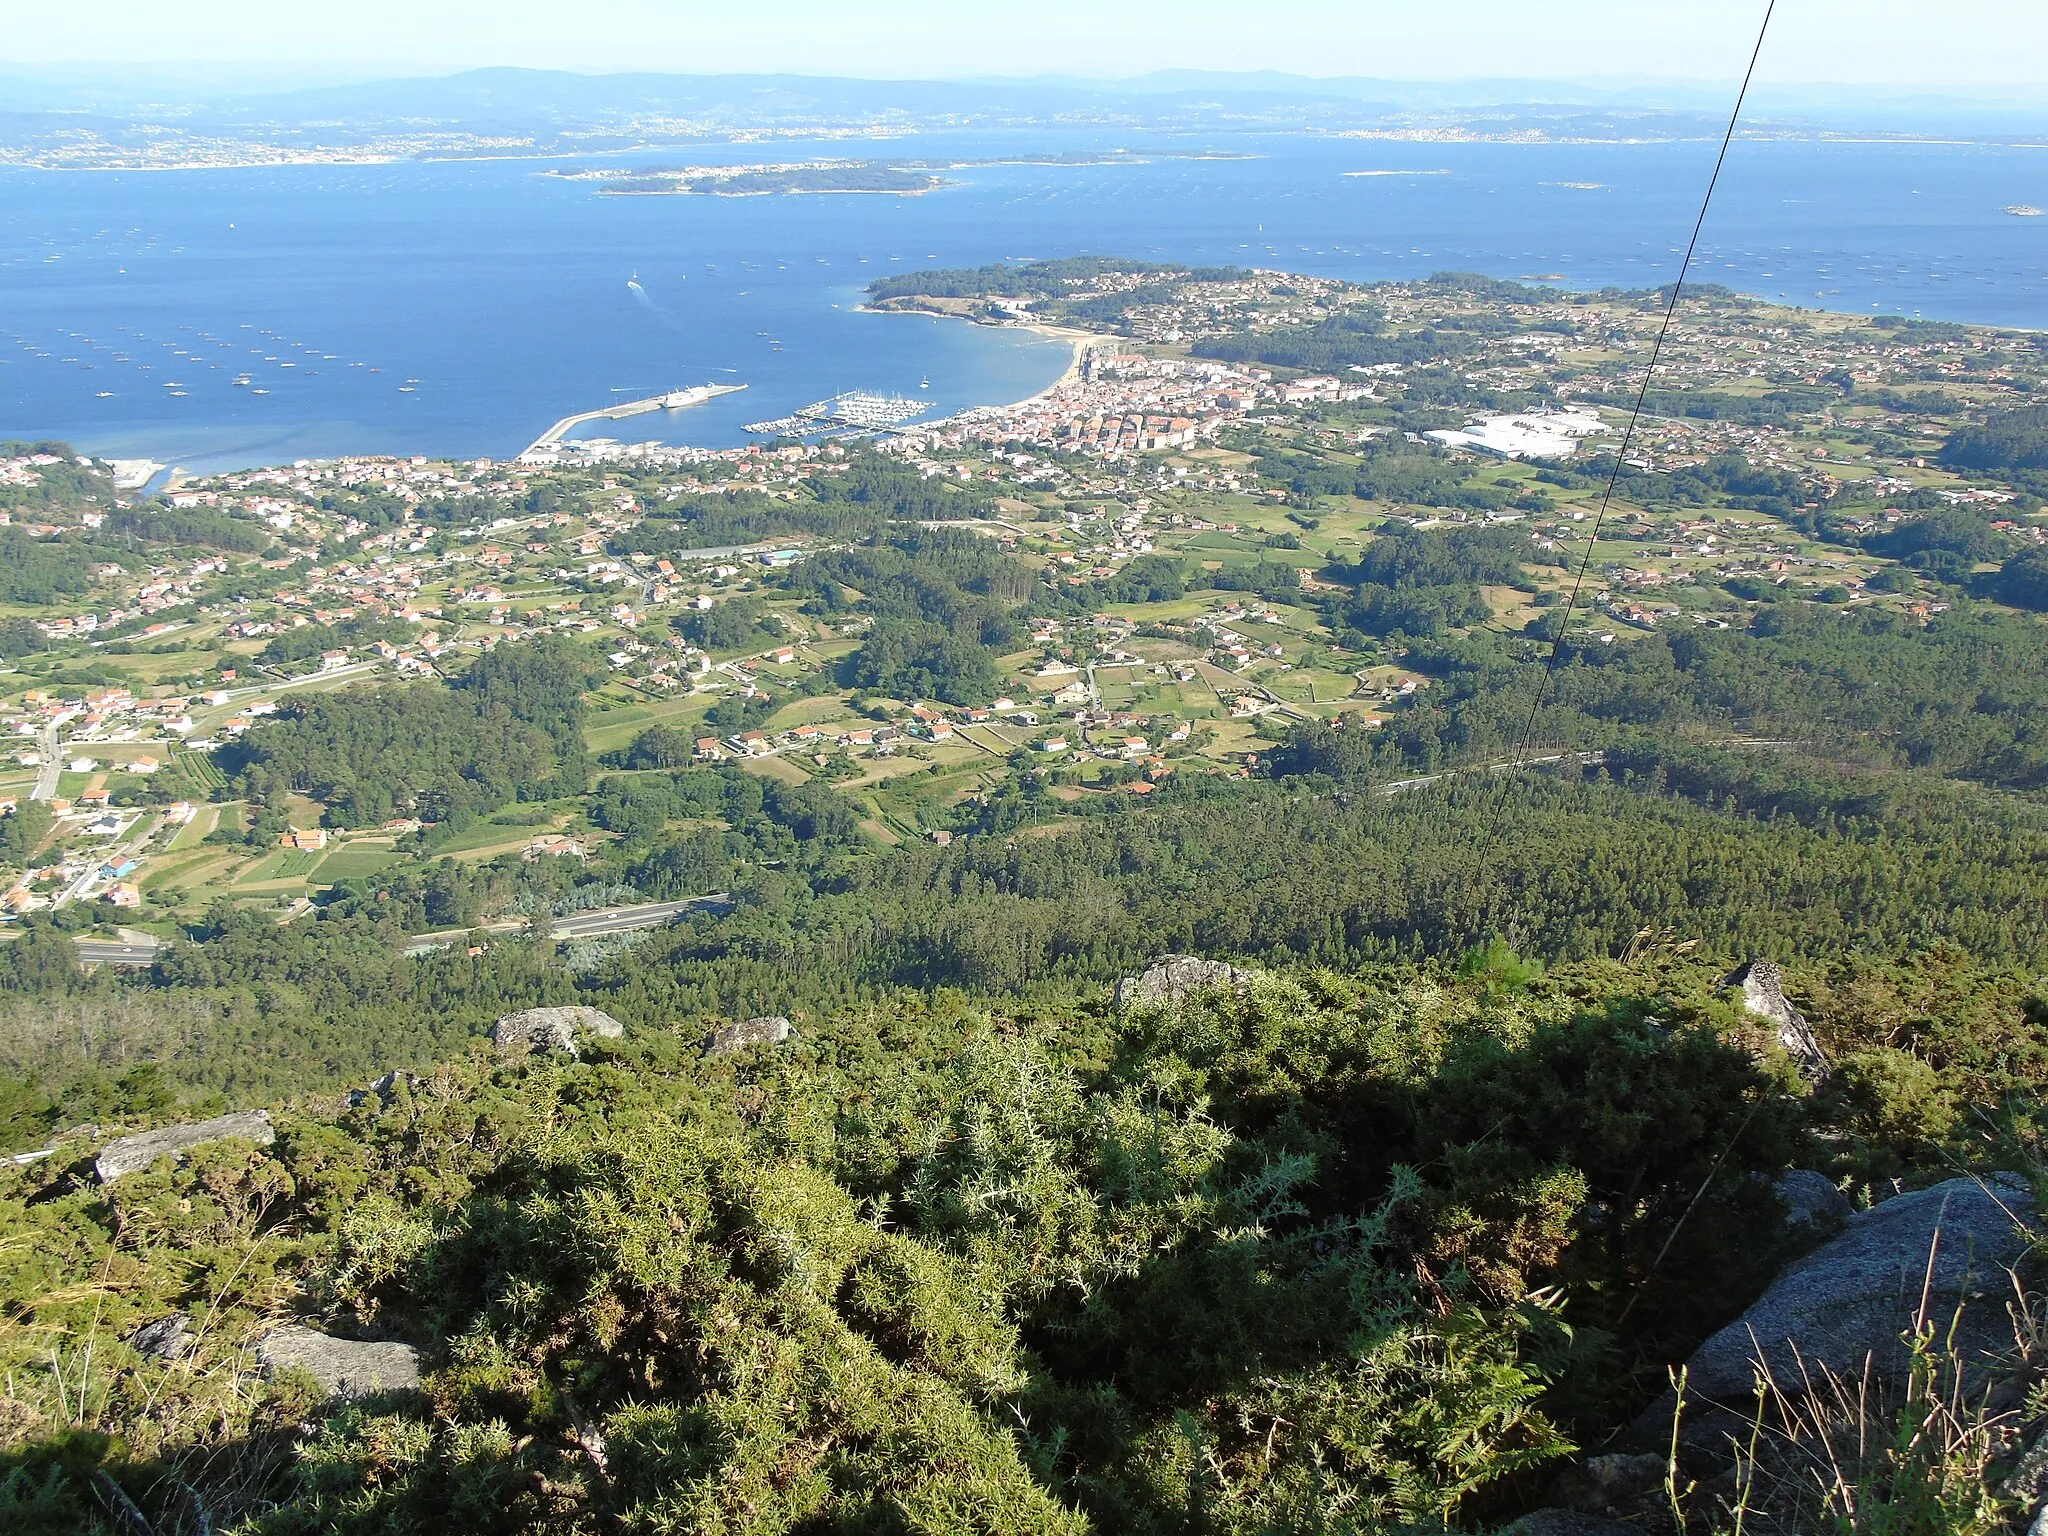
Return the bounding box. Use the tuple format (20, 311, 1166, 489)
(0, 66, 2041, 160)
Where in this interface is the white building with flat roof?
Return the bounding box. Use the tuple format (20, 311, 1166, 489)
(1427, 409, 1607, 461)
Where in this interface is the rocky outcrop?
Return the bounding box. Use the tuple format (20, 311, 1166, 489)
(489, 1005, 624, 1057)
(128, 1313, 192, 1361)
(255, 1324, 421, 1398)
(1115, 954, 1254, 1010)
(94, 1110, 275, 1183)
(348, 1070, 419, 1108)
(1501, 1512, 1647, 1536)
(1720, 960, 1829, 1082)
(1681, 1174, 2037, 1410)
(703, 1015, 795, 1057)
(1774, 1169, 1853, 1237)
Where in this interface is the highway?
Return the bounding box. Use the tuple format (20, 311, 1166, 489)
(74, 936, 161, 967)
(404, 894, 732, 956)
(1379, 751, 1606, 797)
(550, 897, 730, 939)
(78, 894, 735, 968)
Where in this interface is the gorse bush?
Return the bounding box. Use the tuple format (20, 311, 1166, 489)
(0, 957, 1906, 1534)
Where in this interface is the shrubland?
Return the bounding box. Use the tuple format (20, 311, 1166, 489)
(1, 948, 2039, 1534)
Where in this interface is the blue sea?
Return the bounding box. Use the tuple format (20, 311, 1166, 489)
(3, 129, 2045, 471)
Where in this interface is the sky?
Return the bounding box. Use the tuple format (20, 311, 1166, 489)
(9, 0, 2048, 90)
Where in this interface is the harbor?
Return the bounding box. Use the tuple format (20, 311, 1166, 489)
(524, 382, 748, 456)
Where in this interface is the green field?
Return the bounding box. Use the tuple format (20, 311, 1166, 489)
(313, 844, 401, 882)
(428, 812, 561, 856)
(583, 694, 713, 756)
(236, 848, 322, 884)
(172, 748, 229, 792)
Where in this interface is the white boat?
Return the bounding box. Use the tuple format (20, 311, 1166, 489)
(2008, 205, 2045, 217)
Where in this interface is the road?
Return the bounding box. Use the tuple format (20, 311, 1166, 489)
(213, 660, 380, 703)
(404, 894, 733, 956)
(74, 936, 160, 967)
(1379, 751, 1606, 797)
(29, 722, 61, 801)
(549, 897, 730, 939)
(53, 809, 168, 909)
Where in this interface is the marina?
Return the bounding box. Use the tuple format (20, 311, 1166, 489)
(742, 389, 931, 438)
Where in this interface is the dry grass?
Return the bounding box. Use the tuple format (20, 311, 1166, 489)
(1665, 1175, 2045, 1536)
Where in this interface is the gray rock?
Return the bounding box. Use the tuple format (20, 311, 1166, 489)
(704, 1015, 795, 1057)
(128, 1313, 192, 1360)
(348, 1070, 418, 1109)
(1549, 1452, 1668, 1516)
(1719, 960, 1829, 1082)
(489, 1005, 624, 1058)
(94, 1110, 275, 1183)
(1775, 1169, 1853, 1235)
(1682, 1174, 2037, 1409)
(1115, 954, 1254, 1010)
(2005, 1429, 2048, 1533)
(255, 1324, 421, 1398)
(1501, 1511, 1647, 1536)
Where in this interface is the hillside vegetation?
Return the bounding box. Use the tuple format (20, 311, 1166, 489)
(1, 950, 2040, 1534)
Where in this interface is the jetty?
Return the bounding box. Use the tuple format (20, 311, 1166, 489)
(524, 382, 747, 456)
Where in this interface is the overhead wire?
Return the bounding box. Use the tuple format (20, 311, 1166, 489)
(1466, 1, 1778, 934)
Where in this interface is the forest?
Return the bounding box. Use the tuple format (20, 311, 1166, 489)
(0, 526, 127, 605)
(1333, 600, 2048, 791)
(866, 256, 1228, 303)
(614, 459, 998, 554)
(223, 637, 601, 832)
(0, 443, 112, 515)
(1942, 402, 2048, 473)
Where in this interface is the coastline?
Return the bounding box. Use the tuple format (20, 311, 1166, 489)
(1016, 322, 1098, 397)
(858, 303, 1101, 418)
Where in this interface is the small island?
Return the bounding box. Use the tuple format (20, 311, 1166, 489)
(546, 149, 1266, 197)
(551, 160, 955, 197)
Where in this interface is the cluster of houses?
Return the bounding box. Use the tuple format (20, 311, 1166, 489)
(1, 800, 199, 914)
(6, 688, 195, 748)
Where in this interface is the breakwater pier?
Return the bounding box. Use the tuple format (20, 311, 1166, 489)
(524, 382, 747, 455)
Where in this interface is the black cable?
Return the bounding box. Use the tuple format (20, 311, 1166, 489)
(1468, 1, 1777, 930)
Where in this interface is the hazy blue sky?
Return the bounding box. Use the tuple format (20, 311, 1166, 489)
(12, 0, 2048, 87)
